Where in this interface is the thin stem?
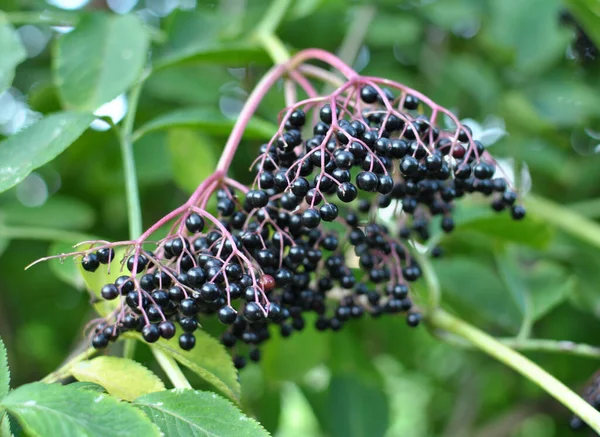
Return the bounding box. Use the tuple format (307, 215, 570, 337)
(123, 339, 136, 360)
(526, 194, 600, 250)
(2, 226, 93, 244)
(41, 347, 96, 383)
(254, 0, 292, 36)
(430, 309, 600, 433)
(412, 248, 440, 311)
(120, 80, 145, 239)
(152, 348, 192, 389)
(258, 32, 291, 64)
(439, 331, 600, 359)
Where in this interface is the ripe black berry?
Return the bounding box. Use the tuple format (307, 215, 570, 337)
(302, 209, 321, 228)
(82, 253, 100, 272)
(159, 321, 176, 339)
(92, 333, 109, 349)
(360, 85, 378, 103)
(319, 203, 338, 222)
(179, 333, 196, 350)
(142, 324, 160, 343)
(96, 248, 115, 264)
(101, 284, 119, 300)
(356, 171, 379, 192)
(218, 306, 237, 324)
(185, 213, 205, 233)
(244, 302, 264, 322)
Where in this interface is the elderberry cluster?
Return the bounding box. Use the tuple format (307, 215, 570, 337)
(79, 81, 525, 369)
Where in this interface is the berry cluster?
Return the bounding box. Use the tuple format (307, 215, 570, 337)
(36, 71, 525, 369)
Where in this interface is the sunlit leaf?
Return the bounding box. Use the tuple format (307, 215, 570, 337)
(128, 331, 241, 402)
(53, 14, 149, 110)
(0, 383, 159, 437)
(134, 389, 270, 437)
(0, 112, 94, 193)
(0, 336, 9, 401)
(71, 356, 165, 401)
(0, 12, 26, 94)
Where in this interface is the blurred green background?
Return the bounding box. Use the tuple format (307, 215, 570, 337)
(1, 0, 600, 436)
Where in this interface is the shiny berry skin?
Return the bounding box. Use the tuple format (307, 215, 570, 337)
(185, 213, 205, 233)
(356, 171, 379, 192)
(267, 302, 284, 321)
(319, 203, 338, 222)
(92, 333, 109, 349)
(400, 156, 419, 177)
(244, 302, 264, 322)
(179, 317, 198, 333)
(179, 333, 196, 351)
(159, 321, 176, 339)
(198, 283, 220, 303)
(404, 95, 419, 110)
(360, 85, 378, 103)
(142, 324, 160, 343)
(288, 109, 305, 126)
(187, 267, 207, 287)
(101, 284, 119, 300)
(180, 298, 198, 316)
(96, 248, 115, 264)
(127, 254, 148, 273)
(260, 274, 276, 291)
(337, 182, 358, 202)
(302, 209, 321, 228)
(218, 306, 237, 324)
(82, 253, 100, 272)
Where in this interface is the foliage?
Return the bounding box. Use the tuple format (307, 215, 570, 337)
(0, 0, 599, 436)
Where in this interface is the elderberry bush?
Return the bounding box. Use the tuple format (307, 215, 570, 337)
(69, 76, 525, 369)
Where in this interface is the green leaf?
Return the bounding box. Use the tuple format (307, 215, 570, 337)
(152, 10, 268, 71)
(261, 316, 329, 381)
(436, 256, 521, 332)
(0, 383, 159, 437)
(453, 204, 553, 249)
(68, 382, 106, 393)
(167, 128, 218, 194)
(0, 196, 95, 230)
(135, 108, 277, 142)
(0, 337, 9, 401)
(53, 14, 149, 111)
(71, 357, 165, 401)
(0, 238, 8, 258)
(0, 112, 94, 193)
(527, 261, 576, 321)
(134, 389, 270, 437)
(325, 376, 389, 437)
(154, 42, 269, 71)
(485, 0, 570, 74)
(0, 12, 26, 94)
(128, 330, 240, 402)
(523, 76, 600, 126)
